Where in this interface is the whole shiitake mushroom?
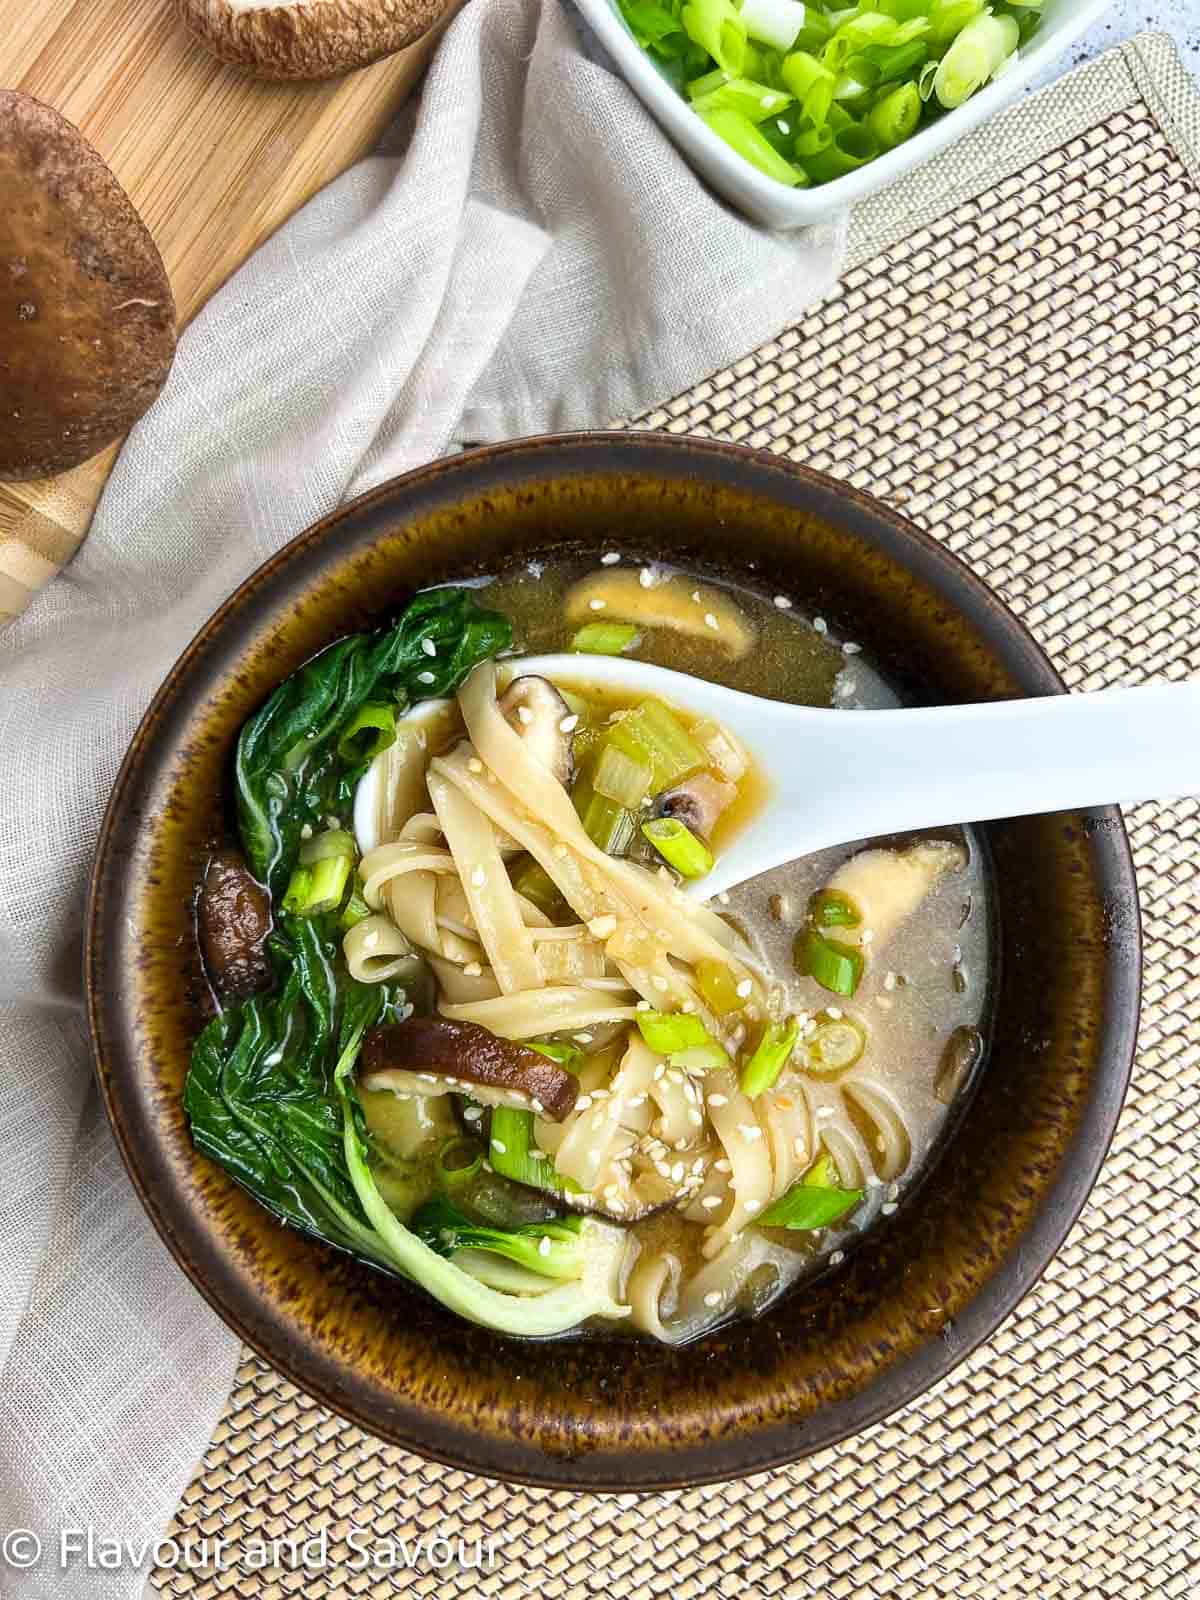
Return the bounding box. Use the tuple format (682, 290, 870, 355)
(0, 91, 176, 482)
(175, 0, 451, 80)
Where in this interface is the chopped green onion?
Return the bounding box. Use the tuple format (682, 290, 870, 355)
(637, 1009, 712, 1054)
(800, 122, 880, 181)
(437, 1136, 484, 1192)
(868, 80, 922, 146)
(699, 107, 808, 185)
(281, 852, 353, 917)
(804, 1150, 838, 1188)
(510, 856, 570, 920)
(809, 888, 862, 927)
(336, 702, 396, 764)
(671, 1040, 734, 1072)
(695, 957, 749, 1015)
(917, 57, 939, 98)
(865, 38, 929, 80)
(740, 0, 808, 52)
(781, 48, 838, 123)
(489, 1107, 581, 1196)
(605, 698, 707, 790)
(740, 1016, 800, 1097)
(795, 928, 864, 995)
(757, 1180, 863, 1230)
(641, 817, 714, 880)
(682, 0, 748, 74)
(927, 0, 986, 45)
(794, 118, 834, 156)
(299, 827, 357, 865)
(570, 621, 642, 655)
(339, 887, 371, 930)
(594, 743, 655, 808)
(691, 77, 795, 123)
(687, 65, 734, 98)
(574, 777, 637, 855)
(528, 1040, 584, 1073)
(807, 1013, 867, 1073)
(933, 12, 1018, 106)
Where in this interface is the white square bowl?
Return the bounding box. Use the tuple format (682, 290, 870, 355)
(573, 0, 1113, 227)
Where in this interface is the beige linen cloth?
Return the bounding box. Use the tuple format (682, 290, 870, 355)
(0, 0, 842, 1593)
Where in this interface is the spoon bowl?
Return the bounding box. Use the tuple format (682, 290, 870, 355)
(509, 654, 1200, 900)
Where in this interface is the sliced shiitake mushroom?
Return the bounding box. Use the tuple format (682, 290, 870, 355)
(361, 1017, 578, 1121)
(497, 674, 575, 787)
(198, 851, 274, 1000)
(653, 771, 737, 841)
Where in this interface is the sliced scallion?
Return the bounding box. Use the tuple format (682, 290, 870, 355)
(437, 1136, 484, 1192)
(671, 1040, 734, 1072)
(681, 0, 748, 74)
(699, 107, 808, 185)
(489, 1107, 581, 1195)
(282, 852, 353, 917)
(795, 928, 864, 996)
(809, 888, 862, 928)
(757, 1180, 863, 1230)
(807, 1013, 867, 1073)
(933, 12, 1018, 106)
(868, 79, 922, 147)
(570, 621, 642, 656)
(299, 827, 357, 865)
(605, 698, 707, 790)
(740, 1016, 801, 1098)
(691, 77, 795, 123)
(641, 816, 714, 879)
(695, 957, 749, 1015)
(637, 1009, 712, 1055)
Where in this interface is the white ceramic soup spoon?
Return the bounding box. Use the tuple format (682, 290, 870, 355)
(507, 655, 1200, 901)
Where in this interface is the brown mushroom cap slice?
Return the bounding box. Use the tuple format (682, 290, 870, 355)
(497, 674, 576, 787)
(0, 92, 176, 482)
(175, 0, 451, 80)
(198, 850, 274, 1000)
(361, 1018, 579, 1121)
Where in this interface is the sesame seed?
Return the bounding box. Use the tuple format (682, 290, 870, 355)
(575, 1032, 594, 1044)
(692, 1157, 705, 1174)
(773, 595, 793, 610)
(636, 1000, 651, 1012)
(717, 891, 731, 905)
(861, 929, 875, 945)
(815, 1106, 835, 1120)
(492, 1140, 508, 1155)
(417, 670, 436, 685)
(882, 1202, 897, 1215)
(701, 1195, 722, 1209)
(843, 641, 861, 655)
(653, 1063, 665, 1081)
(704, 1291, 723, 1307)
(462, 961, 483, 978)
(744, 1199, 762, 1215)
(468, 757, 484, 773)
(681, 1000, 696, 1014)
(715, 1159, 732, 1173)
(739, 1124, 763, 1142)
(735, 978, 753, 998)
(531, 1098, 544, 1114)
(639, 568, 654, 588)
(691, 590, 702, 603)
(688, 1109, 703, 1127)
(589, 598, 607, 611)
(828, 1250, 845, 1266)
(463, 1106, 482, 1122)
(825, 1005, 843, 1020)
(813, 617, 828, 634)
(538, 1236, 552, 1257)
(421, 638, 437, 657)
(575, 1095, 593, 1111)
(471, 865, 486, 888)
(517, 705, 535, 726)
(793, 1137, 806, 1158)
(704, 612, 720, 631)
(588, 914, 617, 939)
(560, 714, 580, 733)
(652, 976, 669, 992)
(671, 1162, 686, 1182)
(299, 823, 313, 840)
(601, 552, 621, 565)
(708, 1094, 728, 1107)
(883, 971, 897, 991)
(887, 1182, 899, 1200)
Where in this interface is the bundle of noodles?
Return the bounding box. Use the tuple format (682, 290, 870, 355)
(346, 660, 935, 1331)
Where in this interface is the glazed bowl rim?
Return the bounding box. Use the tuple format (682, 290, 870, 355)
(86, 430, 1141, 1489)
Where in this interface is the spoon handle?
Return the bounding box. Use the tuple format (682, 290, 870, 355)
(778, 681, 1200, 850)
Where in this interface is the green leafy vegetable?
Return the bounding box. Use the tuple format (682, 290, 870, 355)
(757, 1182, 864, 1230)
(235, 588, 511, 897)
(412, 1198, 585, 1281)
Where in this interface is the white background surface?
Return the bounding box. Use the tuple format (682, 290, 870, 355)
(1030, 0, 1200, 88)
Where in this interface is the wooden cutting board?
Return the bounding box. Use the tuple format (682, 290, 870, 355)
(0, 0, 457, 626)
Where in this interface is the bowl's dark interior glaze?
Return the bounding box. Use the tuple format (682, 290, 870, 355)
(87, 434, 1140, 1488)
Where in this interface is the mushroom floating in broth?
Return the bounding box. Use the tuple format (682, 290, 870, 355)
(186, 561, 990, 1342)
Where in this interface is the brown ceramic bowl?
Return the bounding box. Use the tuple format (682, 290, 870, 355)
(87, 432, 1140, 1488)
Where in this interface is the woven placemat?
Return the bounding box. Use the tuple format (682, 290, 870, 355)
(149, 35, 1199, 1600)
